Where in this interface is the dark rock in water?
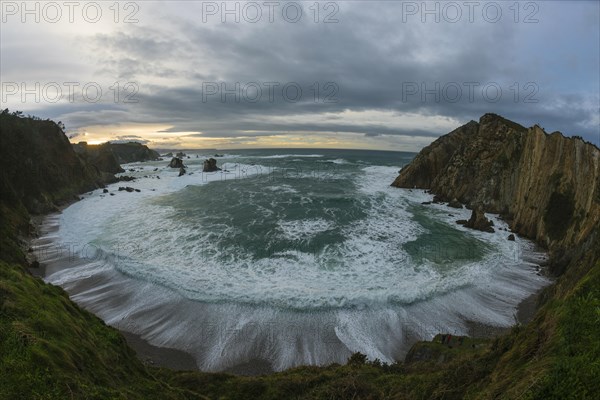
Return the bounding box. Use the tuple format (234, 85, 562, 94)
(129, 168, 136, 172)
(176, 152, 186, 158)
(164, 152, 173, 157)
(118, 186, 135, 192)
(178, 167, 186, 176)
(456, 219, 468, 225)
(448, 198, 463, 209)
(214, 154, 224, 157)
(464, 208, 495, 233)
(134, 189, 141, 192)
(432, 194, 445, 203)
(153, 168, 159, 171)
(110, 193, 115, 196)
(508, 234, 516, 241)
(118, 175, 136, 182)
(203, 158, 221, 172)
(421, 201, 432, 205)
(156, 176, 161, 179)
(168, 157, 185, 169)
(103, 189, 109, 193)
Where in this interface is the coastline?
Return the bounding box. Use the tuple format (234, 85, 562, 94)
(28, 203, 550, 376)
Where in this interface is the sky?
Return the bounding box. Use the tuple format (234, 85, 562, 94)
(1, 0, 599, 151)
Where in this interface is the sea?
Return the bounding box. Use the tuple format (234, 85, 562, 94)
(37, 148, 550, 371)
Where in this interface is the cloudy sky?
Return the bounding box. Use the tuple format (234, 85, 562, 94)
(1, 1, 599, 150)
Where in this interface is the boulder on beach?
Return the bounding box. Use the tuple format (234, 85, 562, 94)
(203, 158, 221, 172)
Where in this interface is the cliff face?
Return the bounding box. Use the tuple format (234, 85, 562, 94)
(392, 113, 600, 254)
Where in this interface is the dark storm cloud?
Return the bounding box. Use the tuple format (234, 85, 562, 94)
(3, 1, 598, 146)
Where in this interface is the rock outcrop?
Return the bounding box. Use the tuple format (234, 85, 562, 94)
(392, 113, 600, 255)
(203, 158, 221, 172)
(168, 157, 185, 169)
(461, 208, 495, 233)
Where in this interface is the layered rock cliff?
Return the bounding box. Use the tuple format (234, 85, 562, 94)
(392, 113, 600, 257)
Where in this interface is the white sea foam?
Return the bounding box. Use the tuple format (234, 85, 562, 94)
(41, 158, 551, 371)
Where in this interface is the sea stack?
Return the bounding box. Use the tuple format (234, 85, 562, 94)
(203, 158, 221, 172)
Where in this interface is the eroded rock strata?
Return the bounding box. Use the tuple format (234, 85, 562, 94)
(392, 113, 600, 259)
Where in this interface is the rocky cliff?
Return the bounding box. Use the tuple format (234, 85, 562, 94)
(108, 142, 160, 163)
(72, 142, 125, 177)
(0, 113, 107, 215)
(73, 141, 160, 173)
(392, 113, 600, 258)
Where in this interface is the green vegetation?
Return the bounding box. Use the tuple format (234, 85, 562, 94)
(0, 261, 204, 400)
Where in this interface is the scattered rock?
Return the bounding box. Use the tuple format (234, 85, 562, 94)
(134, 189, 141, 192)
(103, 188, 109, 193)
(110, 193, 115, 196)
(421, 201, 432, 205)
(203, 158, 221, 172)
(153, 168, 159, 171)
(118, 186, 135, 192)
(118, 175, 136, 182)
(178, 167, 186, 177)
(508, 234, 516, 241)
(176, 152, 186, 158)
(456, 219, 468, 225)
